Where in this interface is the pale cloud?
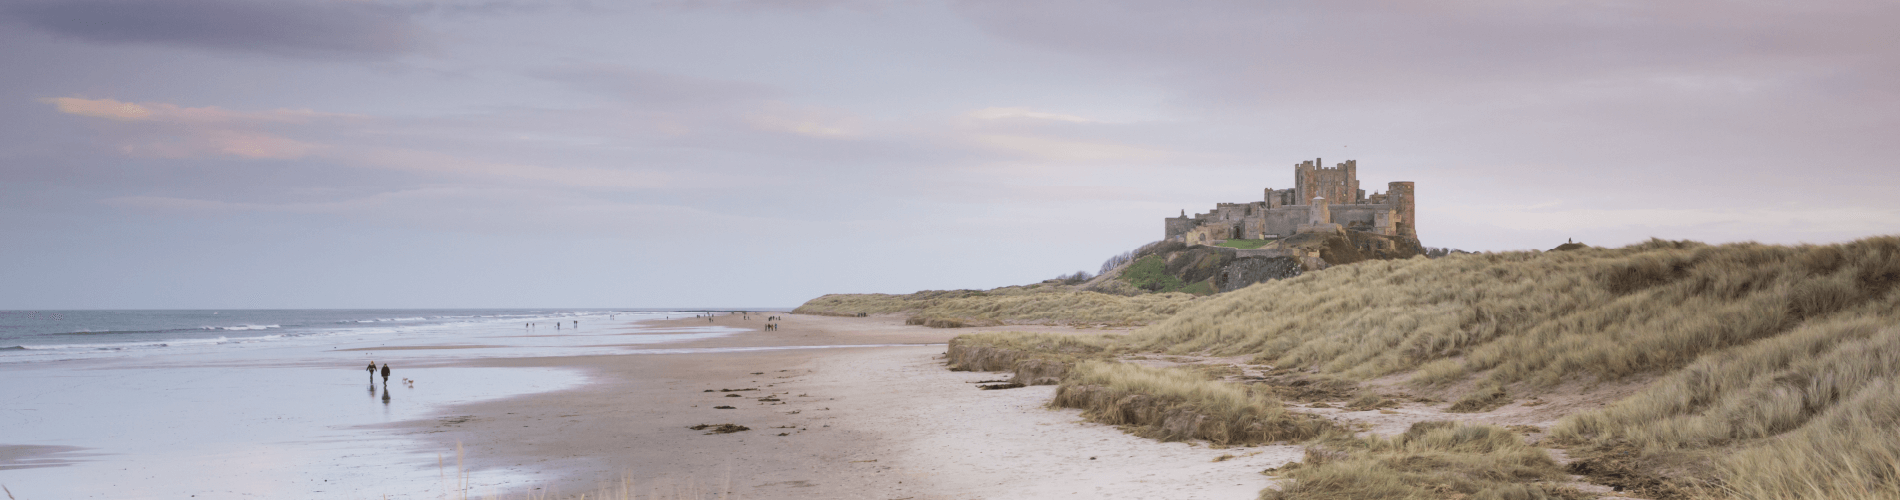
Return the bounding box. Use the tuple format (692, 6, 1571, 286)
(745, 103, 861, 138)
(1438, 204, 1900, 238)
(118, 130, 319, 160)
(351, 148, 669, 189)
(102, 186, 785, 236)
(969, 133, 1169, 163)
(42, 97, 667, 186)
(967, 107, 1096, 123)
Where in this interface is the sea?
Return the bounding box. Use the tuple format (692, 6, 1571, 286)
(0, 308, 769, 363)
(0, 308, 772, 499)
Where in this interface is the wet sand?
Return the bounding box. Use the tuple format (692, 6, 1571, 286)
(383, 313, 1299, 499)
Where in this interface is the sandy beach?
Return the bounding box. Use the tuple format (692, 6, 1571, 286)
(386, 313, 1299, 499)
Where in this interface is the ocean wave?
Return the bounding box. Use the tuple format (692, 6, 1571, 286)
(3, 311, 681, 359)
(8, 334, 306, 352)
(58, 328, 183, 336)
(15, 336, 233, 351)
(349, 317, 428, 323)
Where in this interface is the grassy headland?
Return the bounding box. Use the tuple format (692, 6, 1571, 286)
(795, 285, 1201, 326)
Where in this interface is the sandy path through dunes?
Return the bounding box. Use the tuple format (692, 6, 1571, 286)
(382, 314, 1299, 499)
(836, 348, 1302, 500)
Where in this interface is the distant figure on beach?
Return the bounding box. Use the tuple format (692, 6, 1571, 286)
(573, 320, 578, 328)
(367, 361, 378, 384)
(381, 364, 391, 385)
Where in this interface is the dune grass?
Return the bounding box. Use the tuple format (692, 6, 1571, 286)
(896, 236, 1900, 498)
(1263, 422, 1585, 500)
(1110, 235, 1900, 498)
(794, 289, 991, 316)
(1052, 361, 1335, 446)
(798, 286, 1201, 326)
(918, 288, 1201, 325)
(945, 331, 1117, 385)
(1125, 236, 1900, 389)
(1549, 316, 1900, 499)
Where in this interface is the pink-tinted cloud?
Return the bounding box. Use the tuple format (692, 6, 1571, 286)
(43, 97, 330, 160)
(43, 97, 355, 124)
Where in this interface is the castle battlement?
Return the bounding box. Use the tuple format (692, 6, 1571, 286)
(1167, 159, 1416, 245)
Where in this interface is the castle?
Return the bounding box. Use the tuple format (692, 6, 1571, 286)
(1165, 158, 1416, 245)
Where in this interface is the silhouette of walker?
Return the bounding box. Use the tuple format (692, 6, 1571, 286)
(381, 364, 392, 385)
(367, 361, 378, 384)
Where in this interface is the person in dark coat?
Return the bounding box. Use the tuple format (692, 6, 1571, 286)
(367, 361, 378, 384)
(381, 364, 391, 385)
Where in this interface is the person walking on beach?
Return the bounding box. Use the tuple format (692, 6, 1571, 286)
(381, 363, 391, 385)
(367, 361, 378, 384)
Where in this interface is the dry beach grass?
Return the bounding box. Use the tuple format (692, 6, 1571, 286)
(1262, 422, 1587, 500)
(935, 236, 1900, 499)
(1053, 361, 1335, 446)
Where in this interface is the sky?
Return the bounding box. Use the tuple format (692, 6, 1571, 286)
(1, 0, 1896, 309)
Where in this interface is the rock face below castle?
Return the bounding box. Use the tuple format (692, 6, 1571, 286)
(1165, 158, 1417, 245)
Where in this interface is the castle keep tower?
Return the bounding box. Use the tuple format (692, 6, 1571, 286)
(1294, 158, 1361, 206)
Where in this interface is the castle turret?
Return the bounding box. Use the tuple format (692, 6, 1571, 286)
(1387, 181, 1416, 238)
(1164, 210, 1196, 241)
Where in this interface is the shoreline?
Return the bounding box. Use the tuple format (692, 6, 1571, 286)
(0, 310, 733, 499)
(387, 313, 1296, 499)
